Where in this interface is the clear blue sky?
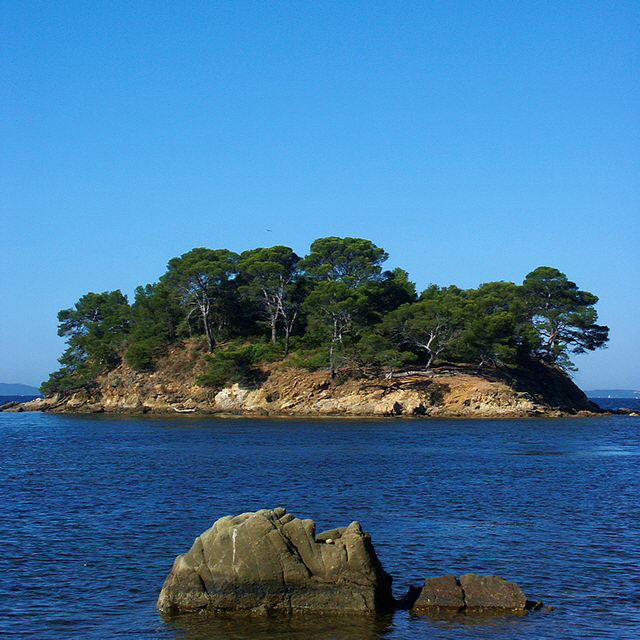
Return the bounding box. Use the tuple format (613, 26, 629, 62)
(2, 1, 638, 390)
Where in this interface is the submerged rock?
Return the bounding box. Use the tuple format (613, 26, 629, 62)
(157, 508, 394, 616)
(411, 573, 530, 613)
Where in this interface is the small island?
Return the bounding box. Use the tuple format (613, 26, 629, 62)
(8, 237, 609, 417)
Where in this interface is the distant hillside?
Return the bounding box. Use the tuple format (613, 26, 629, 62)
(0, 382, 40, 395)
(586, 389, 639, 398)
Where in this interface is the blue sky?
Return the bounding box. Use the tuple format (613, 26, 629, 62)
(2, 1, 638, 390)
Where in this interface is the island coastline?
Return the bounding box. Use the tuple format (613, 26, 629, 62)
(2, 350, 607, 419)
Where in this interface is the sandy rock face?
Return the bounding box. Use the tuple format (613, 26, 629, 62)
(4, 340, 600, 417)
(157, 508, 394, 616)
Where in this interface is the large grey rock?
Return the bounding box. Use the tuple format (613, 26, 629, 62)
(157, 508, 393, 616)
(411, 573, 529, 613)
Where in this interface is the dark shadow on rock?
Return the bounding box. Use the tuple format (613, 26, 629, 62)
(395, 584, 421, 610)
(362, 379, 451, 416)
(505, 359, 601, 412)
(245, 367, 271, 388)
(421, 381, 449, 406)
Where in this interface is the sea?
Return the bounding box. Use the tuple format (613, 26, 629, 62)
(0, 395, 41, 404)
(1, 398, 639, 640)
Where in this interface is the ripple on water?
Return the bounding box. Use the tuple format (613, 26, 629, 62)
(0, 413, 639, 639)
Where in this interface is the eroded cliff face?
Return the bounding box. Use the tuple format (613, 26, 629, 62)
(11, 342, 601, 418)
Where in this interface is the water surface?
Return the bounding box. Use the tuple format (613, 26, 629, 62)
(1, 411, 639, 639)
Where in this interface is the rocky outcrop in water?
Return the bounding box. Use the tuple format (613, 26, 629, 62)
(409, 573, 532, 612)
(157, 508, 394, 616)
(157, 508, 546, 619)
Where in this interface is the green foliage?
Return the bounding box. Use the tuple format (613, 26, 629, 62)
(237, 246, 301, 348)
(360, 269, 417, 323)
(238, 246, 300, 283)
(124, 337, 164, 371)
(41, 290, 130, 395)
(303, 281, 369, 337)
(453, 310, 518, 366)
(125, 282, 183, 370)
(197, 347, 253, 390)
(161, 247, 239, 352)
(129, 283, 181, 343)
(380, 286, 468, 368)
(301, 280, 374, 373)
(451, 281, 525, 366)
(299, 236, 388, 287)
(521, 266, 609, 367)
(44, 238, 610, 388)
(282, 347, 329, 371)
(40, 362, 100, 396)
(355, 334, 417, 369)
(196, 340, 282, 389)
(57, 290, 130, 366)
(245, 339, 283, 363)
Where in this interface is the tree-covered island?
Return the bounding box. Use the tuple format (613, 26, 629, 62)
(41, 237, 609, 410)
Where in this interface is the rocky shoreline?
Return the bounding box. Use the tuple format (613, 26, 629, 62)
(3, 376, 606, 418)
(1, 343, 608, 418)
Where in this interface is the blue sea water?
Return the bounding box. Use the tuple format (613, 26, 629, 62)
(0, 395, 40, 404)
(1, 409, 639, 639)
(589, 397, 640, 411)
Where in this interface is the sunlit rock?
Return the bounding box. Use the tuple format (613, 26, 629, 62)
(157, 508, 394, 616)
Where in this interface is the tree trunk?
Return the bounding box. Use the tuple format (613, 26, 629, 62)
(198, 300, 214, 353)
(329, 341, 336, 379)
(203, 320, 214, 353)
(282, 311, 296, 357)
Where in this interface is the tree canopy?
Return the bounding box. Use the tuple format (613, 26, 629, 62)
(237, 246, 301, 351)
(522, 266, 609, 368)
(41, 238, 609, 395)
(42, 290, 130, 394)
(299, 236, 388, 287)
(160, 248, 238, 352)
(379, 286, 467, 368)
